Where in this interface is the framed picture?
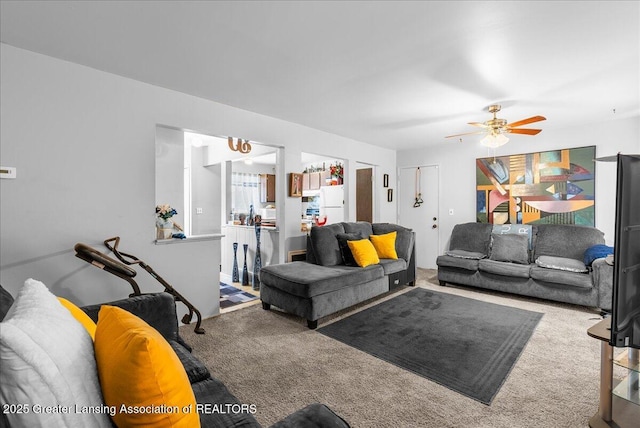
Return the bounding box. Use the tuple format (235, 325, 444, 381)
(387, 188, 393, 202)
(383, 174, 389, 188)
(476, 145, 596, 225)
(289, 173, 303, 197)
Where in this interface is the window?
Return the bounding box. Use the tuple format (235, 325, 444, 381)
(231, 172, 260, 215)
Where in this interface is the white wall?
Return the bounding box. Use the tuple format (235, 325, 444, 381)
(0, 44, 397, 316)
(397, 117, 640, 258)
(155, 125, 185, 229)
(191, 149, 221, 235)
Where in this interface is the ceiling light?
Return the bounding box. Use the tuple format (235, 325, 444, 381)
(480, 132, 509, 148)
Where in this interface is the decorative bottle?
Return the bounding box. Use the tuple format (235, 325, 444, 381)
(242, 244, 249, 286)
(253, 221, 262, 291)
(232, 242, 239, 283)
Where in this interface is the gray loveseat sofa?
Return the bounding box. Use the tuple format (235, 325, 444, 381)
(0, 286, 350, 428)
(260, 222, 416, 329)
(436, 223, 613, 311)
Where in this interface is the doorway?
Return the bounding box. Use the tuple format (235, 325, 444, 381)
(398, 165, 440, 269)
(356, 167, 373, 223)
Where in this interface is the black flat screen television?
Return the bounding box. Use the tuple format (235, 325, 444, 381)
(609, 154, 640, 349)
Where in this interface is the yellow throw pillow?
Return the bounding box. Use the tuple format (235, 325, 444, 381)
(58, 297, 97, 340)
(370, 231, 398, 260)
(94, 305, 200, 428)
(347, 239, 380, 267)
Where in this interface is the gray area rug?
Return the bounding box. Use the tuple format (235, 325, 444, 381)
(318, 287, 543, 404)
(180, 270, 605, 427)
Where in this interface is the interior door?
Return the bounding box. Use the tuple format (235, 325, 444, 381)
(399, 165, 439, 269)
(356, 168, 373, 223)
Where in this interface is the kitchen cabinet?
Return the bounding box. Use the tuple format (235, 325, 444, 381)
(319, 170, 331, 186)
(303, 172, 322, 190)
(260, 174, 276, 203)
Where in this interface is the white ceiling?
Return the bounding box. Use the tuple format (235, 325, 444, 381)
(1, 1, 638, 151)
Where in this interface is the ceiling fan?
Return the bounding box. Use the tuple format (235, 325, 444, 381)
(445, 104, 546, 148)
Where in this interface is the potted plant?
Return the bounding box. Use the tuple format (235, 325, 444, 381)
(329, 162, 344, 185)
(155, 204, 183, 239)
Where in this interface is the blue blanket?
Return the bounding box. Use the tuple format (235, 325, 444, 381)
(583, 244, 614, 266)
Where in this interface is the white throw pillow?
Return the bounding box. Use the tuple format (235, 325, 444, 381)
(0, 279, 112, 428)
(535, 256, 588, 273)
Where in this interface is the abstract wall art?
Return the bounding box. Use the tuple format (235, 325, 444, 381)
(476, 146, 596, 226)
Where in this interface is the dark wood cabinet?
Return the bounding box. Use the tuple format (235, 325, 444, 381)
(260, 174, 276, 203)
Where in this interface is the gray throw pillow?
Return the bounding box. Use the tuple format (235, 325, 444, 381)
(0, 284, 14, 321)
(489, 233, 529, 264)
(536, 256, 588, 273)
(336, 232, 363, 266)
(309, 223, 346, 266)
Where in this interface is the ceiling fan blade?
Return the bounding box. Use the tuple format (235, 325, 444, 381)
(506, 128, 542, 135)
(468, 122, 489, 128)
(445, 130, 485, 138)
(506, 115, 546, 128)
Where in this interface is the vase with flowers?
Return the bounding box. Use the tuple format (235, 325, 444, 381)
(155, 204, 183, 239)
(329, 162, 344, 185)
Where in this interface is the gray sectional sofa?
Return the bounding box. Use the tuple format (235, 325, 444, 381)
(260, 222, 416, 329)
(436, 222, 613, 311)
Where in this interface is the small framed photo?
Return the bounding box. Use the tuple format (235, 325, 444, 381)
(387, 188, 393, 202)
(383, 174, 389, 188)
(289, 173, 303, 197)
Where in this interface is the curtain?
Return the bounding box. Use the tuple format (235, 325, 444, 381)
(231, 172, 260, 214)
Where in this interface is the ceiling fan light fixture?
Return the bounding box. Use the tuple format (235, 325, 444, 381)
(480, 132, 509, 148)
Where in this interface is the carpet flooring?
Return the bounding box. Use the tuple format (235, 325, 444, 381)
(219, 282, 258, 309)
(317, 288, 543, 404)
(181, 269, 614, 427)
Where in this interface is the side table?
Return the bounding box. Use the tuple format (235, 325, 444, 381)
(587, 317, 639, 428)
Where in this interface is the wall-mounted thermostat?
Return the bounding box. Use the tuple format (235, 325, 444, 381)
(0, 166, 17, 179)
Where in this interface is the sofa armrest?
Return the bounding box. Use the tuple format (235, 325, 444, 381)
(269, 403, 350, 428)
(82, 292, 180, 343)
(592, 258, 613, 311)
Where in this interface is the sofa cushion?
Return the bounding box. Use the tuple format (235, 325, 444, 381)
(489, 233, 530, 264)
(378, 258, 407, 275)
(372, 223, 415, 262)
(270, 403, 351, 428)
(449, 222, 493, 254)
(534, 224, 605, 261)
(259, 262, 384, 298)
(82, 292, 180, 344)
(370, 231, 398, 260)
(536, 256, 588, 273)
(336, 232, 363, 266)
(347, 239, 380, 267)
(478, 259, 532, 278)
(436, 254, 479, 271)
(0, 279, 111, 428)
(342, 221, 373, 238)
(530, 265, 593, 289)
(94, 305, 200, 428)
(169, 340, 211, 384)
(309, 223, 345, 266)
(445, 249, 486, 260)
(191, 377, 261, 427)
